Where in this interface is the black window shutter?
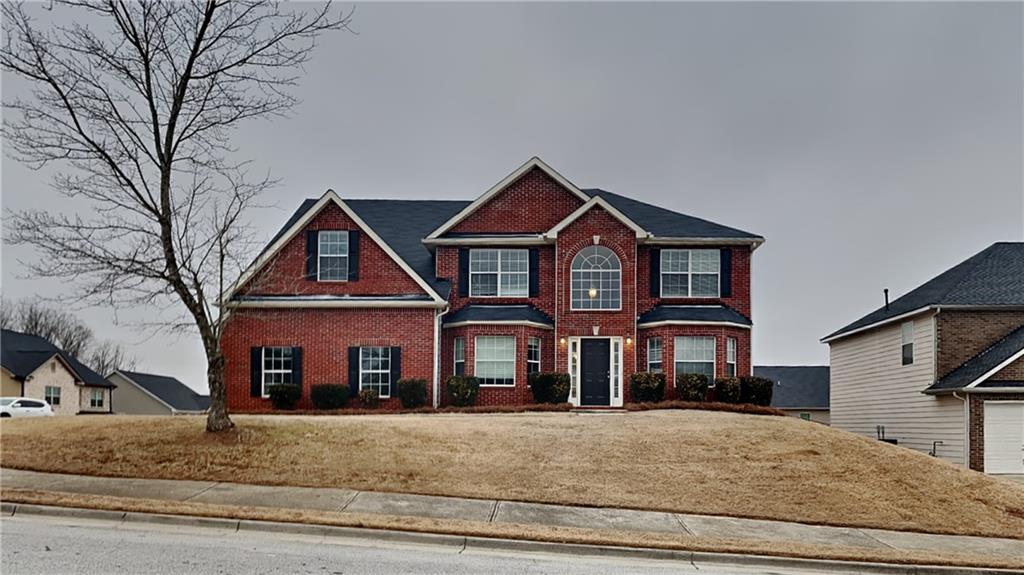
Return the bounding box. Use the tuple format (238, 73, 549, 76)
(389, 347, 402, 397)
(348, 230, 360, 281)
(305, 231, 318, 280)
(650, 248, 661, 297)
(458, 248, 470, 297)
(348, 347, 360, 398)
(720, 248, 732, 297)
(528, 248, 540, 297)
(292, 347, 303, 389)
(250, 347, 262, 397)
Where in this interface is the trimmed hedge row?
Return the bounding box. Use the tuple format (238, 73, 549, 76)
(529, 372, 571, 404)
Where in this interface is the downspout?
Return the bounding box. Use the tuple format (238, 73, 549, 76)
(433, 304, 450, 408)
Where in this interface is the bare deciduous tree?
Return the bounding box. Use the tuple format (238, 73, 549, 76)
(2, 1, 350, 431)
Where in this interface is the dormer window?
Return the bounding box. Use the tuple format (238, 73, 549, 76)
(469, 249, 528, 297)
(317, 231, 349, 281)
(661, 249, 720, 298)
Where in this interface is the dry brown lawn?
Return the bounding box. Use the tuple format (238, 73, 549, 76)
(3, 411, 1023, 539)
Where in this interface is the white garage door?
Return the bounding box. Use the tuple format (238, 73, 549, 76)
(985, 402, 1024, 474)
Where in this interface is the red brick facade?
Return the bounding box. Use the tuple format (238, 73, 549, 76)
(222, 162, 758, 411)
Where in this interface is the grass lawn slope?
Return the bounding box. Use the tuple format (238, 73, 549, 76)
(2, 410, 1022, 539)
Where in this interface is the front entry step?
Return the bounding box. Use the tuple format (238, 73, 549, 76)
(571, 407, 627, 414)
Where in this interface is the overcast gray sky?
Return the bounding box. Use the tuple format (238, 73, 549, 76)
(3, 2, 1023, 393)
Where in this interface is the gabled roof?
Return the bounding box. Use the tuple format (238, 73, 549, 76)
(583, 189, 763, 242)
(545, 195, 648, 239)
(925, 324, 1024, 393)
(637, 305, 752, 328)
(1, 329, 112, 387)
(754, 366, 830, 410)
(426, 157, 590, 240)
(823, 242, 1024, 342)
(442, 305, 554, 328)
(115, 370, 210, 412)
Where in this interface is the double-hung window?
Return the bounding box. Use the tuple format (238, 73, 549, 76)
(317, 231, 349, 281)
(675, 336, 716, 380)
(44, 386, 60, 406)
(647, 338, 663, 373)
(469, 249, 528, 297)
(454, 337, 465, 376)
(661, 249, 720, 297)
(90, 389, 104, 408)
(360, 346, 391, 398)
(261, 347, 294, 396)
(475, 336, 515, 386)
(726, 338, 738, 377)
(901, 321, 914, 366)
(527, 337, 541, 375)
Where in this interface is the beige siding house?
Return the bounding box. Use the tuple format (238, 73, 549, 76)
(108, 371, 208, 415)
(823, 243, 1024, 473)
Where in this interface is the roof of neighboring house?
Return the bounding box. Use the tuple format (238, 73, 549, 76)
(443, 305, 554, 327)
(637, 305, 752, 327)
(583, 189, 761, 240)
(824, 242, 1024, 342)
(0, 329, 112, 387)
(754, 366, 830, 410)
(926, 324, 1024, 393)
(117, 370, 210, 412)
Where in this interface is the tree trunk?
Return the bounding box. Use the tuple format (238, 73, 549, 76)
(205, 352, 233, 432)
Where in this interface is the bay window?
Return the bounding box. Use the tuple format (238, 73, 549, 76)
(475, 336, 515, 386)
(675, 336, 716, 380)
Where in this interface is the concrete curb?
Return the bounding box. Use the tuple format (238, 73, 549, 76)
(4, 503, 1018, 575)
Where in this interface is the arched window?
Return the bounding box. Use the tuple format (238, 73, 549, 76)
(571, 246, 621, 310)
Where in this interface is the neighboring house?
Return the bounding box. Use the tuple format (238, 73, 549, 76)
(0, 329, 115, 415)
(108, 371, 210, 415)
(823, 242, 1024, 474)
(221, 157, 763, 410)
(754, 365, 830, 424)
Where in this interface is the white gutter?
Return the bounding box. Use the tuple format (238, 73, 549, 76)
(227, 299, 445, 309)
(423, 236, 548, 246)
(637, 320, 752, 330)
(640, 237, 765, 251)
(820, 306, 934, 343)
(441, 320, 554, 330)
(953, 391, 969, 467)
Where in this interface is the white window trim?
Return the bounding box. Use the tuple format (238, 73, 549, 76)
(89, 388, 105, 408)
(468, 249, 530, 298)
(674, 336, 717, 382)
(647, 337, 663, 373)
(359, 346, 392, 399)
(570, 247, 623, 311)
(901, 321, 915, 366)
(660, 249, 721, 299)
(726, 337, 737, 377)
(474, 335, 516, 387)
(565, 336, 624, 408)
(527, 337, 541, 374)
(44, 386, 61, 406)
(261, 347, 294, 398)
(454, 337, 465, 376)
(316, 230, 350, 282)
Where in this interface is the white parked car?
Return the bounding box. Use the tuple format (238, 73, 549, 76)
(0, 397, 55, 418)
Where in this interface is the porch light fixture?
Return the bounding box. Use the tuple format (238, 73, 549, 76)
(559, 337, 567, 345)
(626, 337, 632, 345)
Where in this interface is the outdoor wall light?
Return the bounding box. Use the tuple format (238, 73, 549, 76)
(626, 337, 633, 345)
(559, 337, 567, 345)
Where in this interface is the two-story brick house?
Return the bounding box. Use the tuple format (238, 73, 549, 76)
(823, 242, 1024, 474)
(222, 158, 763, 411)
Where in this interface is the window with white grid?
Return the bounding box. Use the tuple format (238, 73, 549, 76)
(262, 347, 293, 396)
(317, 231, 349, 281)
(674, 336, 716, 380)
(44, 386, 61, 406)
(90, 388, 105, 408)
(454, 337, 465, 376)
(647, 338, 663, 373)
(661, 249, 720, 297)
(527, 337, 541, 375)
(469, 249, 528, 297)
(475, 336, 515, 386)
(360, 346, 391, 398)
(726, 337, 737, 377)
(570, 246, 621, 310)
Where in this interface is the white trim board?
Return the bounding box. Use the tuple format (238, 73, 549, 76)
(426, 157, 590, 240)
(545, 196, 649, 240)
(965, 346, 1024, 389)
(221, 190, 446, 305)
(637, 320, 752, 330)
(442, 320, 554, 330)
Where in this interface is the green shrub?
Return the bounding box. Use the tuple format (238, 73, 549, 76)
(675, 373, 709, 402)
(740, 376, 774, 406)
(267, 383, 301, 410)
(714, 377, 741, 403)
(397, 378, 428, 408)
(310, 384, 348, 410)
(528, 372, 571, 404)
(629, 372, 666, 403)
(446, 375, 480, 407)
(357, 388, 380, 409)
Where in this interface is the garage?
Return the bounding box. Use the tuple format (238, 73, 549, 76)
(984, 402, 1024, 474)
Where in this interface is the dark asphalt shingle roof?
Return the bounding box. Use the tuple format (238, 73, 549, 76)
(754, 366, 830, 410)
(583, 189, 762, 240)
(1, 329, 112, 387)
(926, 324, 1024, 392)
(443, 305, 554, 327)
(637, 305, 752, 326)
(824, 243, 1024, 341)
(119, 371, 210, 412)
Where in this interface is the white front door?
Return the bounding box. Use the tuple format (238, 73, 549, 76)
(984, 402, 1024, 474)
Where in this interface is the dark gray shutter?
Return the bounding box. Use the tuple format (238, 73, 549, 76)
(650, 248, 661, 297)
(389, 347, 401, 397)
(458, 248, 470, 297)
(292, 347, 303, 389)
(250, 347, 262, 397)
(348, 347, 360, 398)
(720, 248, 732, 297)
(305, 231, 318, 280)
(528, 248, 540, 297)
(348, 230, 360, 281)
